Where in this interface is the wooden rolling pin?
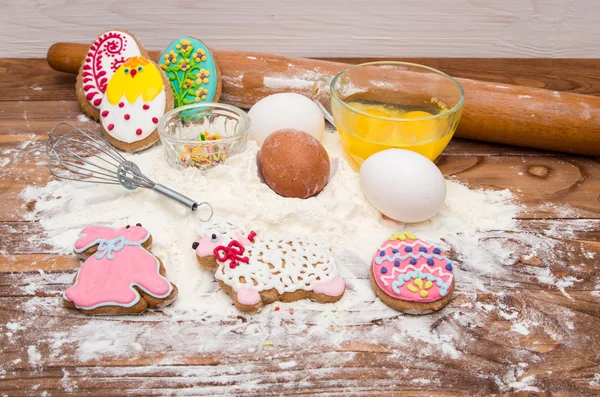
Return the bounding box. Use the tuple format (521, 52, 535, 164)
(48, 43, 600, 156)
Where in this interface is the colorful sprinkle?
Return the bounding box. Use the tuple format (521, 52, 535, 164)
(263, 341, 274, 346)
(274, 306, 280, 311)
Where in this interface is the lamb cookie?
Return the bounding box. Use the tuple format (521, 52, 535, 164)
(159, 36, 222, 107)
(99, 56, 174, 152)
(370, 232, 455, 314)
(63, 224, 178, 315)
(76, 30, 148, 121)
(192, 219, 346, 313)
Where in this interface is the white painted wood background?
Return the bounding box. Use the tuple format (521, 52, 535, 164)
(1, 0, 598, 58)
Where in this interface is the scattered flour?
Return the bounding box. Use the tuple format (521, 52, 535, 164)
(27, 346, 41, 367)
(278, 360, 297, 369)
(77, 114, 92, 123)
(9, 125, 595, 393)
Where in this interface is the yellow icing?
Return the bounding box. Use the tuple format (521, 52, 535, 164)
(388, 232, 416, 241)
(106, 56, 164, 105)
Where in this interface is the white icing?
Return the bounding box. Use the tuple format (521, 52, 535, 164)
(83, 31, 142, 109)
(197, 219, 339, 294)
(100, 90, 166, 143)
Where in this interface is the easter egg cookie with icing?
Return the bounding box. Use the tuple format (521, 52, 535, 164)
(370, 232, 455, 314)
(76, 30, 148, 121)
(63, 224, 178, 315)
(99, 56, 174, 152)
(159, 36, 221, 107)
(192, 219, 346, 313)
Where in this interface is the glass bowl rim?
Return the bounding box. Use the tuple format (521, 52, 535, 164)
(330, 61, 465, 122)
(157, 102, 251, 145)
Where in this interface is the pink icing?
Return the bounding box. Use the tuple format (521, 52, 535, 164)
(372, 237, 454, 303)
(74, 225, 149, 251)
(195, 234, 225, 257)
(194, 233, 252, 258)
(65, 225, 172, 309)
(237, 287, 261, 306)
(313, 276, 346, 297)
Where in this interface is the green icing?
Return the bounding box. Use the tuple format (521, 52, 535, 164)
(159, 37, 218, 107)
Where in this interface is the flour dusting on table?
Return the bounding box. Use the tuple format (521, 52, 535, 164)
(8, 125, 588, 393)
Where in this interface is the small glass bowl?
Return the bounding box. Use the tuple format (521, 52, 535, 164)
(158, 103, 250, 170)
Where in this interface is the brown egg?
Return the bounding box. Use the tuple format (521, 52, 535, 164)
(259, 129, 330, 199)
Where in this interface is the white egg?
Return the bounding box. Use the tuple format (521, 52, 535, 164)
(248, 93, 325, 146)
(359, 149, 446, 223)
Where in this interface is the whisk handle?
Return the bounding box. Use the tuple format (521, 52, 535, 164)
(153, 184, 213, 221)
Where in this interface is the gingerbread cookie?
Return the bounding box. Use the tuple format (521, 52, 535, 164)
(63, 224, 178, 315)
(99, 56, 174, 152)
(159, 36, 222, 107)
(192, 219, 345, 312)
(76, 30, 148, 121)
(370, 232, 454, 314)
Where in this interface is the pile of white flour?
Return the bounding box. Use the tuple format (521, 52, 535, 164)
(14, 125, 578, 393)
(22, 128, 520, 316)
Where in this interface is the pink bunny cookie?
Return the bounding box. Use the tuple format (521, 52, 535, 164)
(63, 223, 178, 315)
(192, 219, 346, 312)
(370, 232, 455, 314)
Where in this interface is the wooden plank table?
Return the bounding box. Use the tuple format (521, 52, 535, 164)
(1, 58, 599, 396)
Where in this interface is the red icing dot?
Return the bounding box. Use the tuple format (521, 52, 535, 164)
(108, 124, 114, 131)
(118, 102, 124, 108)
(124, 114, 130, 120)
(152, 117, 159, 124)
(93, 99, 102, 107)
(143, 104, 150, 110)
(101, 110, 109, 117)
(136, 128, 142, 136)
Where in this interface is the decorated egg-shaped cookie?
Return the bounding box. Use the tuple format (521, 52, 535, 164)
(99, 56, 174, 152)
(159, 36, 221, 107)
(76, 30, 147, 121)
(370, 232, 455, 314)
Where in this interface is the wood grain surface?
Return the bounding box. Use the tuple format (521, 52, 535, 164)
(2, 0, 600, 58)
(1, 58, 600, 396)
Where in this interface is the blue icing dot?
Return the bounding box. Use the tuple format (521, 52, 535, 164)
(380, 250, 385, 256)
(433, 248, 441, 254)
(394, 260, 400, 267)
(427, 258, 434, 266)
(392, 249, 398, 254)
(419, 246, 427, 253)
(381, 266, 388, 274)
(409, 258, 417, 265)
(404, 246, 412, 253)
(445, 263, 453, 271)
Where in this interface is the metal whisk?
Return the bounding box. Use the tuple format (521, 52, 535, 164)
(45, 122, 213, 221)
